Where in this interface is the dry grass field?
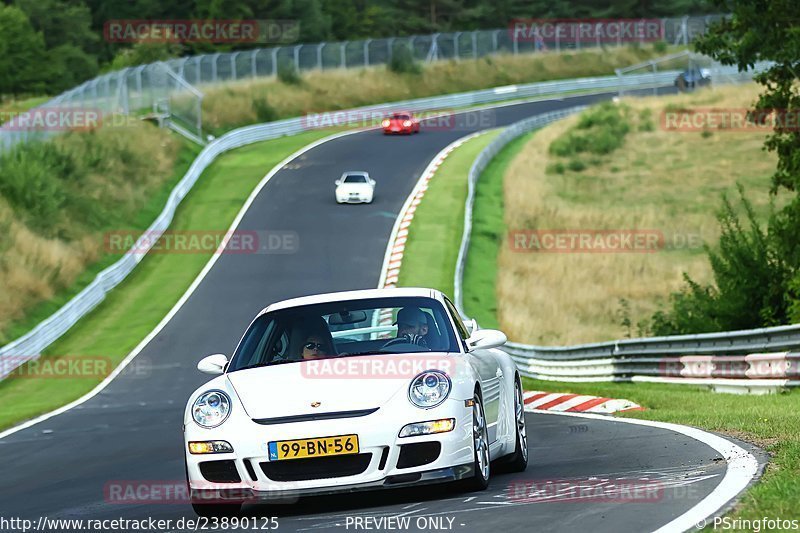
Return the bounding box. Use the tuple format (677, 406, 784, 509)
(497, 83, 785, 345)
(0, 122, 186, 344)
(200, 46, 672, 132)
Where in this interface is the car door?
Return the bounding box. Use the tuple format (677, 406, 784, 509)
(443, 298, 502, 443)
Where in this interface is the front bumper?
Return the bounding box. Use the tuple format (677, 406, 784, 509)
(185, 399, 474, 502)
(189, 463, 473, 503)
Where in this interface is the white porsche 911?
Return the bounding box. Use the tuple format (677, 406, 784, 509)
(335, 171, 375, 204)
(184, 288, 527, 516)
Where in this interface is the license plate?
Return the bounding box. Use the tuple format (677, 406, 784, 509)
(268, 434, 359, 461)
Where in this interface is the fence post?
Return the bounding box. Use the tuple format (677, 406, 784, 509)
(340, 41, 347, 68)
(555, 23, 560, 52)
(471, 31, 477, 58)
(316, 43, 324, 70)
(364, 39, 371, 67)
(387, 37, 395, 62)
(211, 53, 220, 82)
(293, 45, 301, 71)
(251, 49, 258, 78)
(409, 36, 417, 59)
(231, 52, 239, 80)
(492, 29, 499, 53)
(454, 31, 461, 59)
(513, 27, 518, 54)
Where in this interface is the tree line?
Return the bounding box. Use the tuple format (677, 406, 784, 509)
(0, 0, 713, 96)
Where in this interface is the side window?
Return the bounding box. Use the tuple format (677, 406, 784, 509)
(444, 298, 470, 341)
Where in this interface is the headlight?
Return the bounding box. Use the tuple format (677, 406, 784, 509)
(382, 119, 390, 127)
(192, 390, 231, 428)
(408, 370, 451, 409)
(403, 120, 412, 127)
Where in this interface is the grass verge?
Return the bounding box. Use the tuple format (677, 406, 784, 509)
(397, 130, 502, 294)
(201, 45, 683, 134)
(0, 129, 335, 430)
(462, 132, 534, 330)
(522, 378, 800, 523)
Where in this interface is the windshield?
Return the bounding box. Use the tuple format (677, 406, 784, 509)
(228, 296, 459, 371)
(390, 114, 410, 120)
(343, 174, 368, 183)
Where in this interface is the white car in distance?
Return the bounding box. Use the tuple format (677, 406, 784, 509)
(335, 171, 375, 204)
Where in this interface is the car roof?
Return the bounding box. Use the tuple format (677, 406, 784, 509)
(261, 287, 441, 314)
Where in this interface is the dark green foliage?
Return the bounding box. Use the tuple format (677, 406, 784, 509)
(650, 186, 792, 335)
(649, 0, 800, 331)
(277, 59, 302, 85)
(252, 97, 278, 122)
(550, 102, 630, 157)
(388, 45, 421, 74)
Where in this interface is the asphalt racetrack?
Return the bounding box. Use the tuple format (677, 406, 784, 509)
(0, 90, 744, 532)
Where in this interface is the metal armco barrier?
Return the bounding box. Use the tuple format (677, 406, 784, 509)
(0, 68, 703, 381)
(452, 69, 799, 394)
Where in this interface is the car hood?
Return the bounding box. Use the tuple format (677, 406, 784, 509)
(227, 355, 453, 419)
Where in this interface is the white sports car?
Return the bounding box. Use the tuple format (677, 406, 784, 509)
(335, 171, 375, 203)
(184, 288, 527, 516)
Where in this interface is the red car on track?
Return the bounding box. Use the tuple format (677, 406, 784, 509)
(382, 111, 421, 134)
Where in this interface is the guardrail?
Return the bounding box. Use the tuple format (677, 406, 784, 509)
(1, 68, 699, 381)
(452, 68, 799, 393)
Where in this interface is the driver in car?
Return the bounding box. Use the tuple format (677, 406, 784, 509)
(383, 307, 429, 348)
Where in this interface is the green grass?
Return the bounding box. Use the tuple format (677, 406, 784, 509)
(397, 130, 501, 294)
(0, 129, 334, 430)
(462, 132, 534, 329)
(522, 379, 800, 522)
(1, 141, 203, 345)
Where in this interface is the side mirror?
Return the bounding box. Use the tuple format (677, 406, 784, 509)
(466, 329, 507, 351)
(465, 318, 478, 335)
(335, 179, 341, 186)
(197, 353, 228, 375)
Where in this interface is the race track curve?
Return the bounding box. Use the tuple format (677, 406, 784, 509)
(0, 91, 756, 533)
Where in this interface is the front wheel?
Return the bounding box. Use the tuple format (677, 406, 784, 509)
(504, 378, 529, 472)
(456, 393, 490, 491)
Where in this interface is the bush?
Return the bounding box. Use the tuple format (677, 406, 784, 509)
(252, 98, 278, 123)
(389, 45, 422, 75)
(549, 103, 630, 157)
(277, 59, 302, 85)
(567, 158, 586, 172)
(652, 41, 668, 54)
(546, 161, 566, 174)
(649, 185, 792, 335)
(638, 109, 655, 131)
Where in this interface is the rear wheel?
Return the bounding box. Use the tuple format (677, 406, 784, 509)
(456, 393, 490, 491)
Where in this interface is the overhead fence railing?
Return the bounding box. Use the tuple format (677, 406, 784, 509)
(0, 66, 721, 381)
(0, 15, 722, 152)
(452, 64, 797, 394)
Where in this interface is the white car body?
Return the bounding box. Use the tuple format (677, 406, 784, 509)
(335, 171, 374, 204)
(184, 288, 527, 515)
